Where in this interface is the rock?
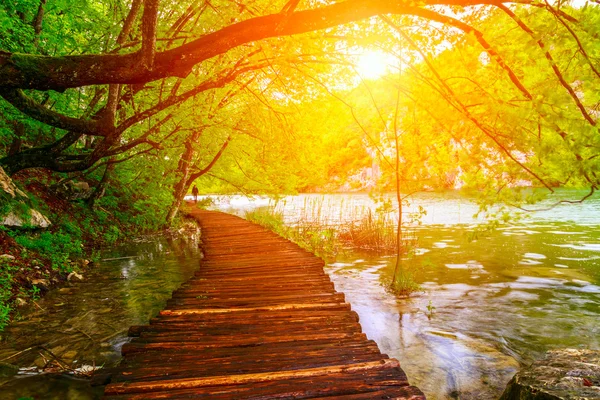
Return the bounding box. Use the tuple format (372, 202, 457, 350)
(500, 349, 600, 400)
(0, 254, 15, 261)
(69, 181, 90, 192)
(31, 278, 50, 292)
(56, 180, 92, 200)
(67, 271, 84, 282)
(2, 208, 51, 228)
(0, 167, 26, 199)
(14, 297, 27, 307)
(0, 362, 19, 377)
(1, 166, 51, 229)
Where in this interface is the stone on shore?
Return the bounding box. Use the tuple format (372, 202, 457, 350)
(500, 349, 600, 400)
(1, 166, 51, 229)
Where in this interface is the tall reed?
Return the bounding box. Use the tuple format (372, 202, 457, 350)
(245, 203, 416, 256)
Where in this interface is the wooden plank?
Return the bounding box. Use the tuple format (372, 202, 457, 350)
(103, 209, 423, 399)
(159, 302, 350, 315)
(105, 359, 400, 394)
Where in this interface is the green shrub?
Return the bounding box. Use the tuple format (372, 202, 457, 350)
(0, 302, 9, 331)
(103, 225, 121, 244)
(0, 259, 17, 331)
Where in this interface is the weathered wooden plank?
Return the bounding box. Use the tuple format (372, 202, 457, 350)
(111, 353, 390, 383)
(122, 332, 368, 355)
(105, 359, 401, 395)
(119, 340, 383, 364)
(159, 302, 351, 316)
(103, 209, 423, 399)
(104, 368, 413, 399)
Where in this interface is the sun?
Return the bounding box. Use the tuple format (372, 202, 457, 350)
(355, 50, 390, 80)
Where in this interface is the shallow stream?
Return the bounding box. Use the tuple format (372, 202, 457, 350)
(0, 235, 201, 399)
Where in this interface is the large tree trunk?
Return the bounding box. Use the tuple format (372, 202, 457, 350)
(86, 158, 115, 207)
(165, 131, 201, 224)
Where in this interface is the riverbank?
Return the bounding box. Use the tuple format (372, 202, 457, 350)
(0, 170, 191, 331)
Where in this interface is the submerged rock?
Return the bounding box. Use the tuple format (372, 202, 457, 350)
(500, 349, 600, 400)
(67, 271, 84, 282)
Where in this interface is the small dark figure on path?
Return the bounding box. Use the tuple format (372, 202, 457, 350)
(192, 185, 199, 203)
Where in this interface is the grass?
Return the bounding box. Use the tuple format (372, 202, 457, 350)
(246, 198, 417, 255)
(245, 198, 422, 297)
(338, 208, 400, 251)
(245, 207, 338, 258)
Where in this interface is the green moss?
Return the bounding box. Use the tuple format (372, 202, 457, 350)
(10, 53, 46, 72)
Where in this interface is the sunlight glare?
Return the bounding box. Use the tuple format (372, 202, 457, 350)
(356, 50, 390, 80)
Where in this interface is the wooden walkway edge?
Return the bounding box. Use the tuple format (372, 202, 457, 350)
(103, 209, 424, 399)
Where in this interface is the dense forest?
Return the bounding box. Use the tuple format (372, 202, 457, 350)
(1, 0, 599, 328)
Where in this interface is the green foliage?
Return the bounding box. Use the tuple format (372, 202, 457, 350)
(14, 231, 82, 272)
(103, 226, 121, 244)
(426, 299, 436, 319)
(0, 258, 17, 330)
(0, 302, 9, 331)
(246, 208, 286, 233)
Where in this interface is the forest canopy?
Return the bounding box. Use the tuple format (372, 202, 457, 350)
(0, 0, 599, 224)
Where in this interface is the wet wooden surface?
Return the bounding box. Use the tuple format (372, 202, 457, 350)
(103, 209, 424, 399)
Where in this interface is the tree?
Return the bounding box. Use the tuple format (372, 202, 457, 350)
(1, 0, 599, 223)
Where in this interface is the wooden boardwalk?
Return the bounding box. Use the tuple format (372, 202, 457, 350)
(103, 209, 424, 399)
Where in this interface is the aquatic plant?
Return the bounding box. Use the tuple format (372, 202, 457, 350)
(389, 270, 422, 297)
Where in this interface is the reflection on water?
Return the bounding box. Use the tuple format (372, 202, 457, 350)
(200, 188, 600, 226)
(0, 236, 201, 400)
(208, 191, 600, 399)
(326, 223, 600, 399)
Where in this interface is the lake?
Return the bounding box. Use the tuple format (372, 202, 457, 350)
(204, 190, 600, 399)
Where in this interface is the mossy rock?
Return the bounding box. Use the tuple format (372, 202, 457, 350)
(500, 349, 600, 400)
(0, 166, 51, 228)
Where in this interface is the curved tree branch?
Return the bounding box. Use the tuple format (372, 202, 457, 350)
(384, 17, 554, 192)
(0, 0, 521, 91)
(186, 135, 231, 185)
(0, 89, 105, 135)
(397, 10, 533, 100)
